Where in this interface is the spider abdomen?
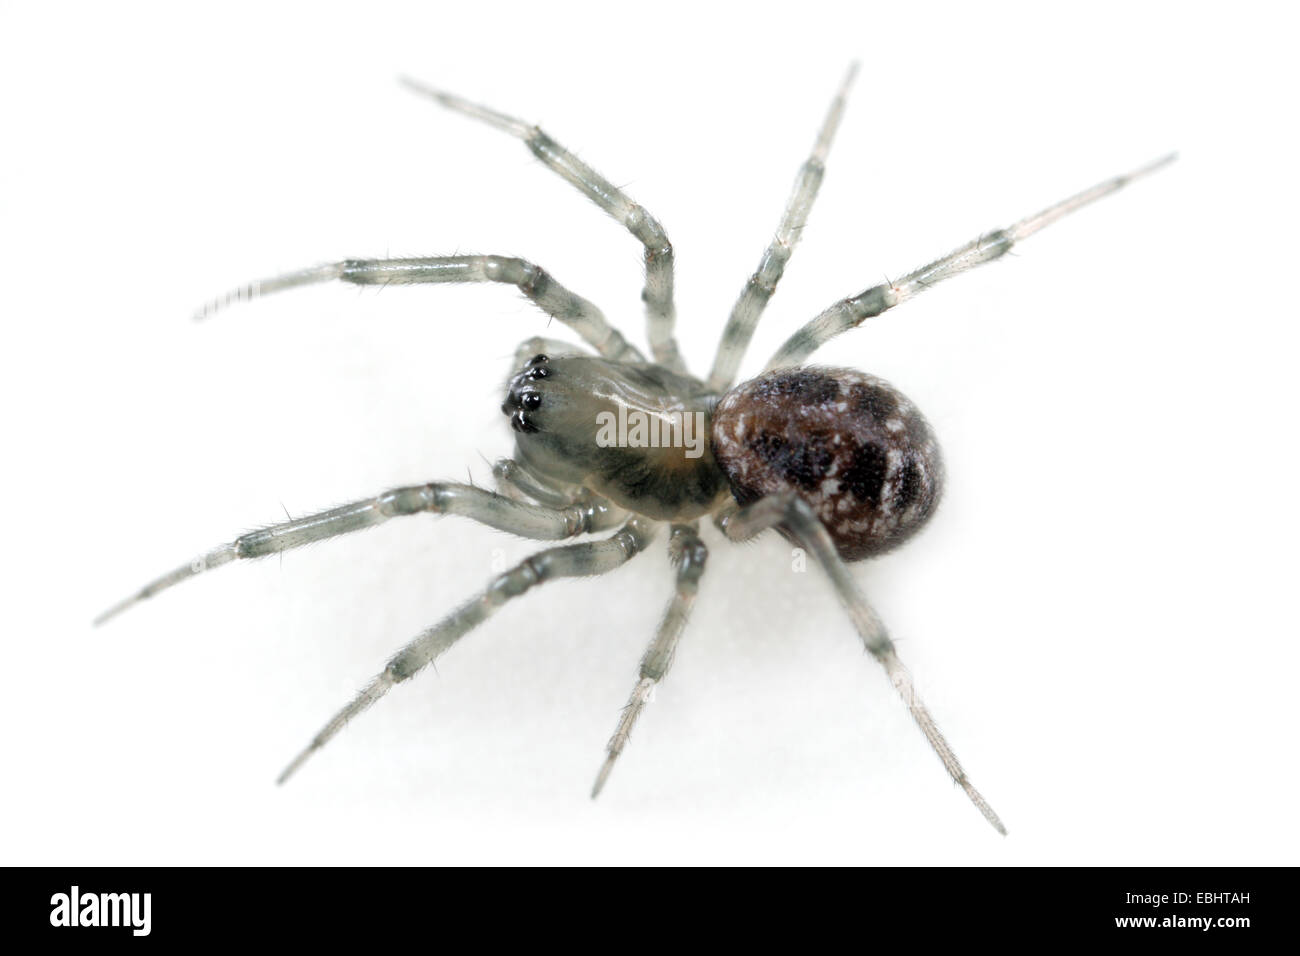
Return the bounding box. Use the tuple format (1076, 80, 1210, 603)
(711, 367, 943, 561)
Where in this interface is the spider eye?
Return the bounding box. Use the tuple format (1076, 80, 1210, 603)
(510, 409, 539, 434)
(520, 392, 542, 410)
(528, 353, 549, 365)
(526, 366, 550, 379)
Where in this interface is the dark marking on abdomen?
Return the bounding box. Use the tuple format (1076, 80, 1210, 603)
(711, 367, 944, 561)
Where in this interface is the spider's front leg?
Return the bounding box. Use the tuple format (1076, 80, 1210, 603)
(196, 254, 644, 364)
(95, 473, 624, 625)
(715, 492, 1007, 835)
(277, 516, 660, 784)
(400, 78, 685, 373)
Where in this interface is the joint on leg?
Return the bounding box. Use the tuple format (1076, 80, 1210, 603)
(384, 648, 426, 684)
(638, 652, 671, 682)
(668, 525, 708, 574)
(624, 203, 671, 257)
(561, 503, 593, 537)
(613, 519, 655, 559)
(378, 485, 439, 516)
(847, 284, 899, 324)
(481, 255, 530, 286)
(516, 262, 545, 297)
(559, 492, 618, 536)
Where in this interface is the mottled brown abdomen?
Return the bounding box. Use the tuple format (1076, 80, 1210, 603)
(711, 367, 943, 561)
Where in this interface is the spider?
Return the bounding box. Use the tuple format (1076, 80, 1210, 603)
(96, 64, 1173, 834)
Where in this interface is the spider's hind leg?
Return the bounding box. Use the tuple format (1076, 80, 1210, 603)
(277, 516, 660, 784)
(715, 492, 1006, 835)
(592, 522, 708, 798)
(766, 152, 1177, 370)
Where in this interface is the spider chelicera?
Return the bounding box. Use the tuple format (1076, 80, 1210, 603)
(97, 64, 1174, 834)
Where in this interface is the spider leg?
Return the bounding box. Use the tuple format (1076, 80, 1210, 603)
(400, 77, 684, 374)
(94, 478, 624, 625)
(766, 152, 1178, 370)
(592, 523, 708, 797)
(512, 335, 592, 368)
(196, 255, 644, 363)
(715, 492, 1007, 835)
(277, 516, 659, 784)
(707, 63, 859, 391)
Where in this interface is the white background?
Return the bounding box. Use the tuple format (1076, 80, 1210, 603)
(3, 1, 1297, 865)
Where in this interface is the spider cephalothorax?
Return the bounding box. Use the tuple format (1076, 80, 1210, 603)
(502, 352, 728, 520)
(98, 64, 1173, 835)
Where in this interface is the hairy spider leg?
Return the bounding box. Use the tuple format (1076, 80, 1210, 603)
(592, 522, 708, 797)
(716, 492, 1007, 835)
(95, 476, 624, 625)
(195, 254, 643, 363)
(277, 517, 659, 784)
(708, 62, 859, 391)
(767, 153, 1178, 370)
(401, 77, 684, 374)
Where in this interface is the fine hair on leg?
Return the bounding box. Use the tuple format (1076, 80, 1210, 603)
(716, 493, 1006, 834)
